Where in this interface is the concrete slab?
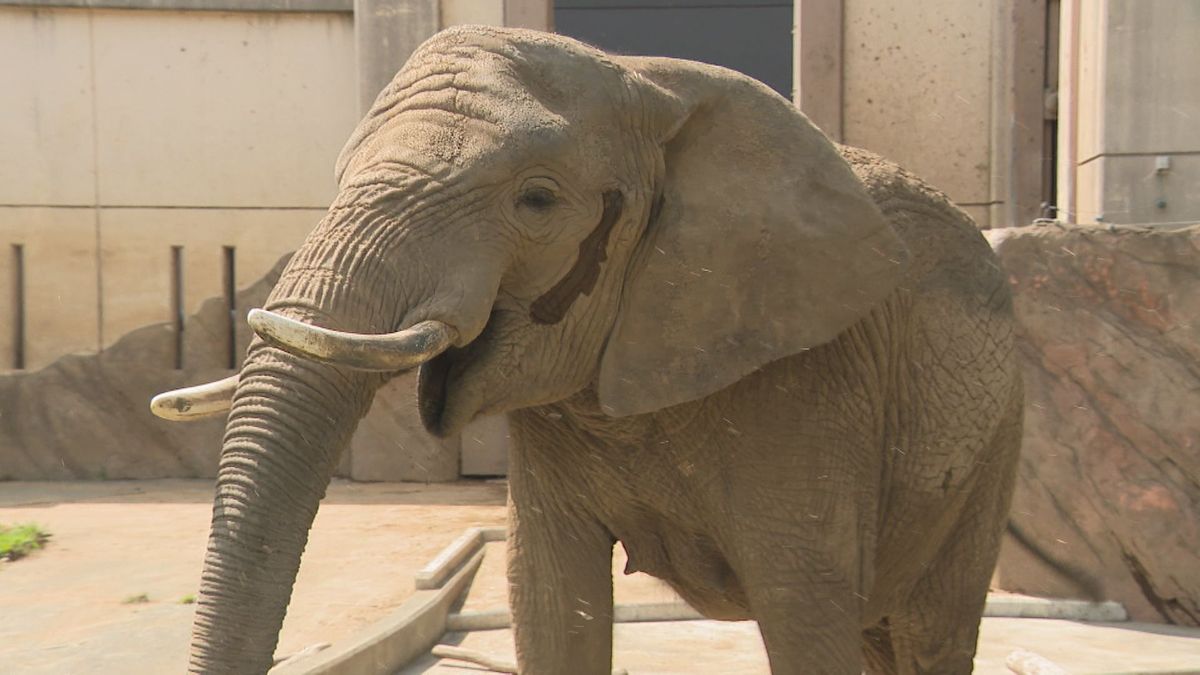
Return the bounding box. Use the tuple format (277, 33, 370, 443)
(0, 7, 97, 206)
(976, 619, 1200, 674)
(90, 9, 357, 208)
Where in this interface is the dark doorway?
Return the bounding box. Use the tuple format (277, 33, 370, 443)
(555, 0, 794, 99)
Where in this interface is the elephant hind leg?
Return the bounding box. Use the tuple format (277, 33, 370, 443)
(884, 399, 1022, 674)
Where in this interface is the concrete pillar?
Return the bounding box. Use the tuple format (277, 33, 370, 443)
(1056, 0, 1081, 223)
(989, 0, 1050, 229)
(793, 0, 843, 141)
(353, 0, 439, 115)
(504, 0, 552, 31)
(1057, 1, 1199, 226)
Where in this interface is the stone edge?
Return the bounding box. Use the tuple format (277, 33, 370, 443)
(270, 548, 485, 674)
(443, 596, 1128, 633)
(269, 525, 502, 674)
(414, 526, 505, 590)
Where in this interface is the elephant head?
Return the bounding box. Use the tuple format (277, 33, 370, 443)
(154, 26, 906, 673)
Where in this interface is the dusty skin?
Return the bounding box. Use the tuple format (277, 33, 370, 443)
(160, 25, 1022, 674)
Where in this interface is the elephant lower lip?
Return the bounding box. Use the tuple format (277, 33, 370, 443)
(417, 351, 453, 436)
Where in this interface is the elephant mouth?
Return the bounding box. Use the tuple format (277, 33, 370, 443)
(417, 348, 455, 437)
(416, 307, 502, 437)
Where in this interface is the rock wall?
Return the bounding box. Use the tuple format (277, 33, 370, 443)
(990, 223, 1200, 626)
(0, 255, 459, 482)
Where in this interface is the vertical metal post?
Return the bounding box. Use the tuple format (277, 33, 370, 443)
(11, 244, 25, 370)
(222, 246, 237, 370)
(170, 246, 184, 370)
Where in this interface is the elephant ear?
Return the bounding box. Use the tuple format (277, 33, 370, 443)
(597, 58, 909, 417)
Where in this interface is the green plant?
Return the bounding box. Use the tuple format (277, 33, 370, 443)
(0, 523, 50, 561)
(122, 593, 150, 604)
(180, 594, 196, 605)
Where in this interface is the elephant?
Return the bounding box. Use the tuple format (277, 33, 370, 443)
(153, 26, 1022, 674)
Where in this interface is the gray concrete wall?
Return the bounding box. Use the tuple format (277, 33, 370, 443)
(831, 0, 1053, 230)
(0, 6, 358, 372)
(1061, 0, 1200, 226)
(0, 0, 549, 374)
(841, 0, 996, 227)
(0, 0, 545, 479)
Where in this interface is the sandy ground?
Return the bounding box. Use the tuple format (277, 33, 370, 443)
(408, 543, 1200, 675)
(405, 619, 1200, 675)
(3, 480, 1199, 674)
(0, 479, 507, 674)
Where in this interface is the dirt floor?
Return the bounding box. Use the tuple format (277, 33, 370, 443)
(410, 542, 1200, 675)
(0, 479, 507, 674)
(2, 480, 1198, 674)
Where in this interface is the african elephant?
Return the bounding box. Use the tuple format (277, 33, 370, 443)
(153, 26, 1022, 674)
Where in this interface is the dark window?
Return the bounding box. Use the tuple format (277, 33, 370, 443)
(555, 0, 793, 99)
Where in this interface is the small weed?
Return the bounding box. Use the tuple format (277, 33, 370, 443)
(122, 593, 150, 604)
(0, 523, 50, 561)
(179, 594, 196, 605)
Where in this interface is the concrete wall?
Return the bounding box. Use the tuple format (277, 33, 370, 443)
(835, 0, 1051, 228)
(1060, 0, 1200, 226)
(0, 0, 547, 479)
(796, 0, 1053, 230)
(0, 6, 357, 372)
(0, 0, 549, 374)
(842, 0, 994, 226)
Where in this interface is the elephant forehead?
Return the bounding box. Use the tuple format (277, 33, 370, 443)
(338, 72, 576, 182)
(338, 29, 627, 181)
(337, 114, 575, 190)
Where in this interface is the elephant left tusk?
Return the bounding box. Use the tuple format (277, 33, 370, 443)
(150, 374, 239, 421)
(247, 309, 458, 372)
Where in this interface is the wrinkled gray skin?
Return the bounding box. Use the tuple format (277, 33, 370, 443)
(190, 26, 1021, 674)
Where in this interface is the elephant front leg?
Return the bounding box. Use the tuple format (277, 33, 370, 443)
(731, 481, 873, 674)
(746, 565, 865, 675)
(506, 452, 615, 674)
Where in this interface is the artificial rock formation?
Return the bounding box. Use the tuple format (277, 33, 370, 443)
(990, 223, 1200, 626)
(0, 255, 458, 482)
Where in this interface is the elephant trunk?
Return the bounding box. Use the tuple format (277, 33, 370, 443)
(188, 347, 376, 673)
(189, 352, 375, 672)
(183, 188, 499, 671)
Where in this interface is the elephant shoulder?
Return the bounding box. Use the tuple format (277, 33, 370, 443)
(836, 144, 967, 231)
(835, 144, 1002, 298)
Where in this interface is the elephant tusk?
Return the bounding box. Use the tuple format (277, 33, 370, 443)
(247, 308, 458, 372)
(150, 374, 239, 421)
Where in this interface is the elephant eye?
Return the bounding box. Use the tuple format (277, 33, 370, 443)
(517, 187, 558, 211)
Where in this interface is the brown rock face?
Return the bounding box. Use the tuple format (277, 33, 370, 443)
(990, 223, 1200, 626)
(0, 255, 458, 482)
